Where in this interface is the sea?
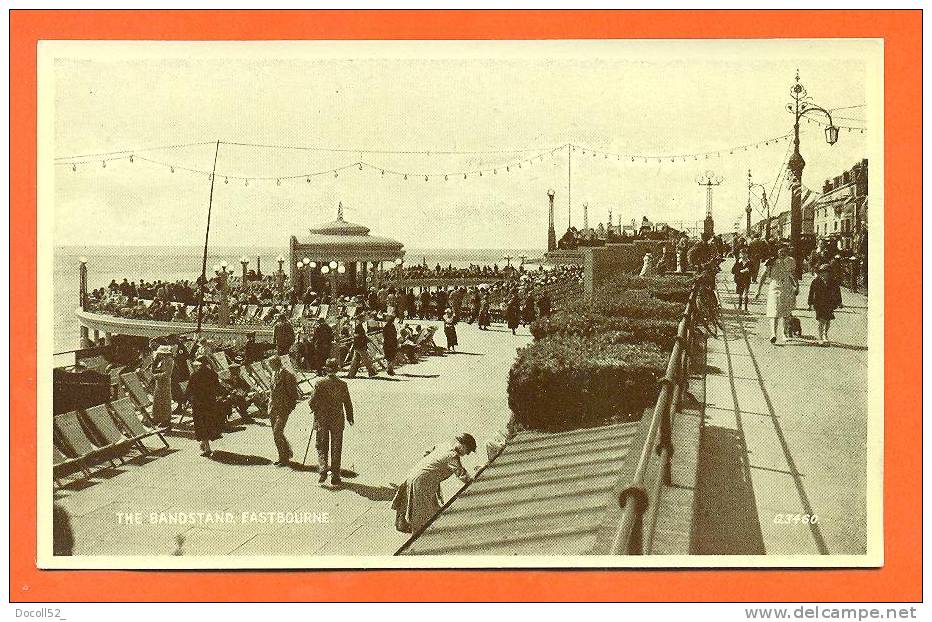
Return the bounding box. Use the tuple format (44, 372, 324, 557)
(53, 245, 544, 353)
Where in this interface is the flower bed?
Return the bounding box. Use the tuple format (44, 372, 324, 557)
(508, 335, 667, 431)
(530, 312, 678, 349)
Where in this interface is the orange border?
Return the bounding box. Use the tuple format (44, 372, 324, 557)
(11, 10, 921, 602)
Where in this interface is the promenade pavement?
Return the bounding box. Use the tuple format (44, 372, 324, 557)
(55, 320, 532, 558)
(692, 265, 870, 555)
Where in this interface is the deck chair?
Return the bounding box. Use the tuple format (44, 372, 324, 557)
(279, 355, 313, 393)
(366, 339, 387, 371)
(246, 362, 272, 391)
(136, 365, 154, 391)
(212, 351, 231, 372)
(108, 398, 169, 449)
(81, 403, 145, 458)
(53, 444, 90, 488)
(54, 410, 122, 469)
(120, 372, 153, 420)
(245, 304, 259, 323)
(291, 304, 305, 320)
(317, 304, 330, 319)
(346, 305, 358, 318)
(239, 366, 268, 394)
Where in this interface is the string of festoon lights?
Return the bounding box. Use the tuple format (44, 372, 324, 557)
(53, 129, 846, 186)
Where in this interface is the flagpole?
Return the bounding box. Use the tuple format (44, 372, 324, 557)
(196, 140, 222, 335)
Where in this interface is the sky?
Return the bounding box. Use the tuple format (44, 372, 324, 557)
(46, 39, 879, 250)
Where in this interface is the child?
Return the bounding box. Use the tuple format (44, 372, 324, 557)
(731, 248, 753, 311)
(807, 264, 842, 346)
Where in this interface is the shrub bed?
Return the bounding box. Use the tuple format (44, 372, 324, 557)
(507, 335, 667, 431)
(591, 288, 683, 321)
(530, 311, 678, 349)
(600, 274, 693, 304)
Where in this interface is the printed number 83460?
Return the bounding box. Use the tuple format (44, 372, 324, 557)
(773, 513, 819, 524)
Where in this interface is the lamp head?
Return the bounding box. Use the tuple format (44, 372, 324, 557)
(825, 125, 839, 145)
(547, 189, 555, 198)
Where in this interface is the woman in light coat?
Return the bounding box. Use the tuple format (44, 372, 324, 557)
(150, 345, 174, 429)
(756, 244, 799, 344)
(392, 433, 476, 533)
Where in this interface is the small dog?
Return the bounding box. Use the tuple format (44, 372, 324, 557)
(783, 315, 802, 338)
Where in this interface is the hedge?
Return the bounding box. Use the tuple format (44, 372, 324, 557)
(530, 311, 679, 349)
(600, 274, 693, 304)
(508, 335, 667, 431)
(590, 288, 683, 321)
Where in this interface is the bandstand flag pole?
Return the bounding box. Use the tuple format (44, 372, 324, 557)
(196, 140, 222, 335)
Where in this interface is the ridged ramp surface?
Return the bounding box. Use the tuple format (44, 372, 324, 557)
(401, 421, 641, 556)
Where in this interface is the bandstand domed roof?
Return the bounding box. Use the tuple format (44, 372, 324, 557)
(291, 203, 404, 261)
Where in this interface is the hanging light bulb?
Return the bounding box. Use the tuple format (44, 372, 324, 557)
(306, 177, 311, 183)
(129, 155, 134, 163)
(464, 174, 467, 179)
(358, 163, 363, 171)
(425, 175, 429, 181)
(276, 179, 281, 186)
(444, 175, 448, 181)
(334, 171, 338, 178)
(245, 179, 249, 186)
(71, 163, 76, 172)
(381, 170, 385, 176)
(170, 166, 174, 173)
(225, 177, 229, 184)
(102, 161, 106, 168)
(404, 174, 408, 180)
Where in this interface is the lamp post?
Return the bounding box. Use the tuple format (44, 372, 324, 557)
(747, 169, 772, 239)
(787, 69, 840, 278)
(295, 261, 304, 293)
(240, 256, 249, 281)
(547, 189, 556, 252)
(696, 170, 723, 239)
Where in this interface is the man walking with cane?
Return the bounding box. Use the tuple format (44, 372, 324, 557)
(268, 356, 300, 467)
(308, 362, 354, 486)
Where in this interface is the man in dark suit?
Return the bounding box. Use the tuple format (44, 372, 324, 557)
(311, 318, 334, 376)
(309, 363, 354, 486)
(273, 314, 296, 356)
(267, 356, 301, 467)
(382, 315, 398, 376)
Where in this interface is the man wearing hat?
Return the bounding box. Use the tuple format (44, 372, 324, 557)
(268, 356, 301, 466)
(185, 355, 225, 457)
(308, 362, 354, 486)
(273, 314, 296, 356)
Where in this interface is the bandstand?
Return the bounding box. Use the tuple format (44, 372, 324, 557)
(289, 203, 405, 296)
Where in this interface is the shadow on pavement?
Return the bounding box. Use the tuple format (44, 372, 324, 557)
(208, 450, 273, 466)
(340, 481, 398, 501)
(691, 425, 766, 555)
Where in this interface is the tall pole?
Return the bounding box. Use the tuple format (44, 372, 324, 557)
(196, 140, 221, 334)
(567, 144, 572, 229)
(788, 84, 805, 278)
(547, 190, 556, 251)
(583, 202, 589, 230)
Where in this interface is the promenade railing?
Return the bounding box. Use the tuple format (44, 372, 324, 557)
(609, 282, 700, 555)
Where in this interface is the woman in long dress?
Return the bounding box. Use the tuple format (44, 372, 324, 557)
(185, 355, 224, 456)
(392, 433, 477, 533)
(756, 244, 799, 344)
(505, 295, 521, 335)
(150, 345, 174, 429)
(442, 307, 458, 352)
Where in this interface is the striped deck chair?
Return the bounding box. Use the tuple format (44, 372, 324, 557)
(246, 362, 272, 391)
(245, 304, 259, 323)
(136, 365, 154, 391)
(307, 305, 319, 318)
(317, 304, 330, 319)
(53, 444, 90, 488)
(185, 305, 197, 317)
(54, 410, 121, 469)
(239, 365, 268, 394)
(291, 304, 305, 320)
(120, 372, 153, 420)
(279, 355, 313, 393)
(108, 398, 169, 449)
(366, 338, 387, 371)
(212, 351, 231, 372)
(81, 403, 145, 458)
(346, 305, 358, 318)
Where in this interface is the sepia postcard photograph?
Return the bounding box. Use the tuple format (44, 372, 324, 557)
(35, 36, 884, 571)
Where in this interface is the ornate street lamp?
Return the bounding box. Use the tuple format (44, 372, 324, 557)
(696, 170, 723, 239)
(241, 256, 249, 281)
(787, 69, 840, 277)
(547, 189, 557, 251)
(747, 169, 772, 239)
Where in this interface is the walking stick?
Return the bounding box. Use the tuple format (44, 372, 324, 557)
(302, 425, 315, 466)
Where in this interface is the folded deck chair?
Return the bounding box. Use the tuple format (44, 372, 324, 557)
(120, 372, 153, 420)
(53, 443, 90, 488)
(81, 403, 145, 458)
(212, 351, 231, 372)
(54, 410, 122, 469)
(108, 398, 169, 449)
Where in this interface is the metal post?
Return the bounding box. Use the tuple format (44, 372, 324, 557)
(196, 140, 221, 334)
(547, 190, 557, 251)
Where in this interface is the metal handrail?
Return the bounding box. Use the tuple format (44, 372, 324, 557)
(610, 284, 699, 554)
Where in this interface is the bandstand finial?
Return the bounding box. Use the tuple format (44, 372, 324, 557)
(337, 201, 344, 221)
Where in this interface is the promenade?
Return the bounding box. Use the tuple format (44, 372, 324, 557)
(55, 321, 531, 557)
(692, 266, 870, 555)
